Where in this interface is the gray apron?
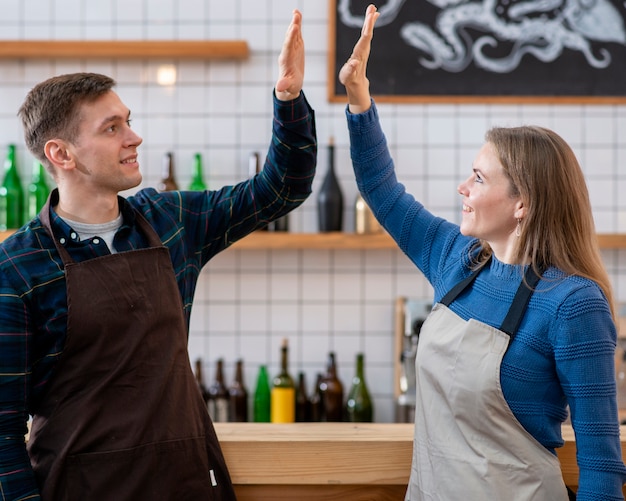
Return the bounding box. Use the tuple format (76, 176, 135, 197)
(28, 198, 236, 500)
(406, 264, 569, 500)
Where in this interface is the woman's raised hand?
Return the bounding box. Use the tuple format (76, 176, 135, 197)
(338, 4, 380, 114)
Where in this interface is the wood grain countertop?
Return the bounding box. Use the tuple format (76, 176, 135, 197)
(214, 422, 626, 501)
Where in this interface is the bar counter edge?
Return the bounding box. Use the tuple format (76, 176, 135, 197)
(214, 422, 626, 501)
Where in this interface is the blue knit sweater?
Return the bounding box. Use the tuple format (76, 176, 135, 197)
(346, 100, 626, 500)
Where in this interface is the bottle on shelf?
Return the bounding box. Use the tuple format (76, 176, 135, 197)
(228, 359, 248, 422)
(0, 144, 25, 230)
(188, 152, 208, 191)
(345, 353, 374, 422)
(354, 192, 382, 235)
(248, 151, 269, 231)
(158, 151, 179, 191)
(253, 365, 271, 422)
(194, 358, 210, 408)
(207, 358, 229, 423)
(295, 371, 311, 422)
(319, 352, 344, 422)
(26, 161, 50, 221)
(317, 137, 343, 232)
(271, 338, 295, 423)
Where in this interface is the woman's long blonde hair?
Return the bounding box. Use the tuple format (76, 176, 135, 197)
(476, 125, 615, 321)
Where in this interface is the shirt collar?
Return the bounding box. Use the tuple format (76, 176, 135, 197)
(46, 188, 137, 245)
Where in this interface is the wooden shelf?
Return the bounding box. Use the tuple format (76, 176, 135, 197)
(229, 231, 393, 250)
(3, 230, 626, 250)
(0, 40, 249, 60)
(231, 232, 626, 251)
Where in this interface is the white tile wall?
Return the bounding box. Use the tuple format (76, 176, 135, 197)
(1, 0, 625, 422)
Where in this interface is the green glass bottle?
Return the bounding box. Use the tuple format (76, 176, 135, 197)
(188, 153, 207, 191)
(0, 144, 25, 230)
(345, 353, 373, 422)
(253, 365, 271, 423)
(27, 161, 50, 220)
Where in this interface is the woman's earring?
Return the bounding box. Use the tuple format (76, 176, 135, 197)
(515, 219, 522, 237)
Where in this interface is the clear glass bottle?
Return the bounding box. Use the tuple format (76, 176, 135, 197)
(345, 353, 373, 422)
(0, 144, 25, 230)
(271, 338, 295, 423)
(355, 193, 382, 234)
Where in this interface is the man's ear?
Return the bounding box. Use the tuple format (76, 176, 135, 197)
(44, 139, 74, 172)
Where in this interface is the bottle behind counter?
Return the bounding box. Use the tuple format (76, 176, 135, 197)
(158, 152, 179, 191)
(194, 358, 210, 408)
(309, 373, 323, 422)
(271, 338, 295, 423)
(295, 372, 311, 422)
(253, 365, 271, 422)
(0, 144, 25, 230)
(345, 353, 373, 422)
(207, 358, 229, 422)
(319, 352, 344, 422)
(317, 137, 343, 232)
(229, 359, 248, 422)
(27, 161, 50, 220)
(188, 152, 207, 191)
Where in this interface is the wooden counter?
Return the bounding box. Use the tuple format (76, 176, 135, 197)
(214, 423, 626, 500)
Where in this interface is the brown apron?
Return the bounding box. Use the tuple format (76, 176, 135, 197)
(28, 199, 236, 501)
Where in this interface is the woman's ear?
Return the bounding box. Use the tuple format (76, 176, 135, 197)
(44, 139, 74, 172)
(514, 201, 526, 221)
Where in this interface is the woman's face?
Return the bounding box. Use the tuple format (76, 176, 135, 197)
(457, 142, 523, 261)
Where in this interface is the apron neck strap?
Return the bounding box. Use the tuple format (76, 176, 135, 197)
(499, 264, 543, 337)
(39, 190, 165, 266)
(439, 257, 544, 337)
(439, 261, 488, 307)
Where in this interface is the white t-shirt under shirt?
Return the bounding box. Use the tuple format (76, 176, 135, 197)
(60, 212, 123, 254)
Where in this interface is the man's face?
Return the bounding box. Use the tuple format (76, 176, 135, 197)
(66, 90, 143, 196)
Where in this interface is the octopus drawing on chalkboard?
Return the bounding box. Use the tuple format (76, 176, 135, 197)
(337, 0, 626, 74)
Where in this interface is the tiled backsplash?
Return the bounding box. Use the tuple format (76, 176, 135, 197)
(1, 0, 625, 422)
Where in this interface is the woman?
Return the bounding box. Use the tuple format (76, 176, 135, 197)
(339, 5, 626, 500)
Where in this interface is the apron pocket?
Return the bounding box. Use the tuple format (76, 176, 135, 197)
(65, 436, 215, 501)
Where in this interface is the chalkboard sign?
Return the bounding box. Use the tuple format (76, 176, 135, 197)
(328, 0, 626, 103)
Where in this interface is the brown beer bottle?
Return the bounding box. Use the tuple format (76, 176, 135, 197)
(309, 373, 323, 422)
(194, 358, 210, 408)
(295, 372, 311, 422)
(207, 358, 229, 422)
(158, 152, 178, 191)
(319, 352, 344, 422)
(229, 359, 248, 422)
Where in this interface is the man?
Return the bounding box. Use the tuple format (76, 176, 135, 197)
(0, 9, 315, 500)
